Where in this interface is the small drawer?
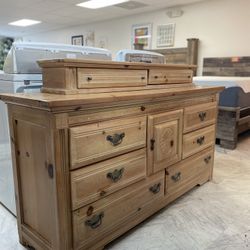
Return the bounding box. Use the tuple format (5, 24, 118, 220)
(72, 171, 164, 249)
(182, 125, 215, 159)
(70, 116, 146, 169)
(148, 69, 193, 85)
(166, 147, 213, 197)
(71, 149, 147, 210)
(183, 102, 217, 133)
(77, 68, 147, 88)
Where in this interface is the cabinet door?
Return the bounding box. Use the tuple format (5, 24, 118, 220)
(148, 110, 183, 174)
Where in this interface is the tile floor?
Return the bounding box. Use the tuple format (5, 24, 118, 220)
(1, 132, 250, 250)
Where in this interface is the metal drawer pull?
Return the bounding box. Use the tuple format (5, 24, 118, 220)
(198, 111, 207, 121)
(197, 136, 205, 145)
(149, 183, 161, 194)
(171, 172, 181, 182)
(86, 76, 93, 81)
(154, 75, 158, 79)
(204, 155, 212, 164)
(85, 212, 104, 229)
(107, 168, 124, 182)
(106, 132, 125, 146)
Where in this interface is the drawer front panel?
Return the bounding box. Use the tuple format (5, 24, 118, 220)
(149, 69, 193, 85)
(73, 171, 164, 249)
(77, 68, 147, 88)
(71, 149, 147, 210)
(182, 125, 215, 159)
(70, 116, 146, 169)
(166, 147, 213, 196)
(184, 102, 217, 133)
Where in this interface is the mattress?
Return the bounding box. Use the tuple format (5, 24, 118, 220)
(193, 76, 250, 108)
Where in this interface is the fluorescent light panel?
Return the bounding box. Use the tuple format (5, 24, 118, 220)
(77, 0, 130, 9)
(9, 19, 41, 27)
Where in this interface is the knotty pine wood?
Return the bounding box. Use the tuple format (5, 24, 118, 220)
(183, 102, 217, 133)
(0, 60, 223, 250)
(182, 125, 216, 159)
(70, 149, 147, 210)
(148, 110, 183, 175)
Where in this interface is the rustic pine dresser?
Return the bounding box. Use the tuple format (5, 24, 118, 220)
(0, 59, 223, 250)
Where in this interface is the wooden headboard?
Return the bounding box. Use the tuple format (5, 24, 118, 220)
(203, 56, 250, 76)
(149, 38, 199, 75)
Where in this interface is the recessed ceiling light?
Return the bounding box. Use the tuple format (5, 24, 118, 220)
(77, 0, 130, 9)
(9, 19, 41, 27)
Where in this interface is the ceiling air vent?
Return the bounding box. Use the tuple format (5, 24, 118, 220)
(116, 1, 148, 9)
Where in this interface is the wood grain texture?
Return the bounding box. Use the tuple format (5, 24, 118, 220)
(149, 69, 193, 85)
(183, 125, 215, 159)
(71, 149, 146, 210)
(77, 68, 147, 88)
(148, 110, 183, 175)
(1, 59, 221, 250)
(72, 171, 165, 250)
(183, 102, 217, 133)
(203, 56, 250, 76)
(69, 116, 146, 169)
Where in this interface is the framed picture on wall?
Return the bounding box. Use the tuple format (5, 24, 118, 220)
(131, 23, 152, 50)
(156, 23, 175, 47)
(71, 35, 84, 46)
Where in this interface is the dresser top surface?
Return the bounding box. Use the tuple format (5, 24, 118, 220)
(38, 58, 196, 69)
(0, 85, 224, 111)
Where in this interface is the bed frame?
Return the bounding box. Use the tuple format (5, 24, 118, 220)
(149, 38, 199, 75)
(203, 57, 250, 149)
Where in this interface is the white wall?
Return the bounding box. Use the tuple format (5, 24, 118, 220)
(23, 0, 250, 75)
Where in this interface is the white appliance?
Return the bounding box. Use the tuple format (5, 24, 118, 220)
(0, 42, 112, 215)
(116, 49, 165, 64)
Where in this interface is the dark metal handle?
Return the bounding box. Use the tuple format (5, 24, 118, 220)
(149, 183, 161, 194)
(87, 76, 93, 81)
(85, 212, 104, 229)
(107, 168, 124, 182)
(106, 132, 125, 146)
(197, 136, 205, 145)
(141, 76, 145, 80)
(154, 75, 158, 79)
(150, 139, 155, 151)
(170, 140, 174, 147)
(204, 155, 212, 164)
(171, 172, 181, 182)
(199, 111, 207, 121)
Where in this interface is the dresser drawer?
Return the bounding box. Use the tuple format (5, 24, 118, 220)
(166, 147, 213, 197)
(182, 125, 215, 159)
(70, 116, 146, 169)
(72, 171, 164, 249)
(77, 68, 147, 88)
(183, 102, 217, 133)
(71, 149, 146, 210)
(148, 69, 193, 85)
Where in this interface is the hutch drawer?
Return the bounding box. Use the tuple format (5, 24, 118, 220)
(70, 149, 146, 210)
(72, 171, 164, 249)
(148, 69, 193, 85)
(183, 102, 217, 133)
(77, 68, 147, 88)
(182, 125, 215, 159)
(70, 116, 146, 169)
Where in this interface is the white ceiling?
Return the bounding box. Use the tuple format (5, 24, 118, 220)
(0, 0, 207, 37)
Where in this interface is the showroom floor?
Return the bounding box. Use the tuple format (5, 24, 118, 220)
(1, 132, 250, 250)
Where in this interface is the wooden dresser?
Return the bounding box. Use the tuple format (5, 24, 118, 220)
(0, 59, 223, 250)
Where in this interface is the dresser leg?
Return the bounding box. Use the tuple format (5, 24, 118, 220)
(220, 139, 237, 150)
